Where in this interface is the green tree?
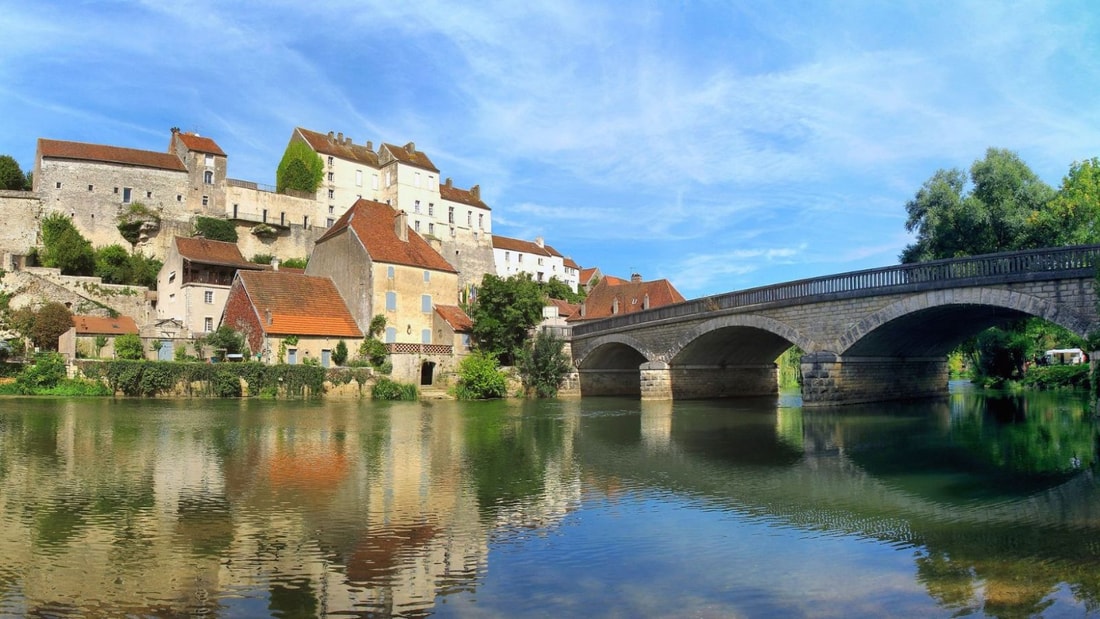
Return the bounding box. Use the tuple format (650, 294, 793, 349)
(9, 302, 73, 352)
(515, 330, 571, 397)
(1034, 158, 1100, 246)
(276, 140, 324, 193)
(202, 325, 245, 358)
(469, 274, 545, 365)
(113, 333, 144, 360)
(333, 340, 348, 366)
(281, 257, 309, 269)
(0, 155, 26, 190)
(193, 216, 238, 242)
(901, 148, 1055, 263)
(93, 335, 108, 357)
(455, 351, 508, 400)
(40, 213, 95, 275)
(541, 277, 585, 303)
(94, 244, 132, 284)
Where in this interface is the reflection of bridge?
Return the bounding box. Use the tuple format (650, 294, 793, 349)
(571, 245, 1100, 405)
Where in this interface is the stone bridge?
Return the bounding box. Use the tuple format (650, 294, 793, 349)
(570, 245, 1100, 406)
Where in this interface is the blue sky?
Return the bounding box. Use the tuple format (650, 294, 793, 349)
(1, 1, 1098, 298)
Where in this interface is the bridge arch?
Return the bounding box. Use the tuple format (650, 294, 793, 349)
(836, 287, 1095, 358)
(573, 334, 652, 398)
(668, 314, 817, 366)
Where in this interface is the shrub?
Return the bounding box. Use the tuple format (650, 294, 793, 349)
(212, 370, 243, 397)
(193, 217, 238, 243)
(371, 377, 418, 400)
(281, 257, 308, 269)
(516, 330, 571, 398)
(1022, 364, 1090, 390)
(114, 333, 144, 360)
(333, 340, 348, 366)
(15, 353, 67, 392)
(454, 351, 508, 400)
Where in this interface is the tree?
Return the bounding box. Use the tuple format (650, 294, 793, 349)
(94, 244, 132, 284)
(40, 213, 95, 275)
(516, 330, 571, 397)
(0, 155, 26, 190)
(469, 274, 545, 365)
(202, 325, 245, 358)
(333, 340, 348, 366)
(113, 333, 144, 360)
(1034, 158, 1100, 246)
(541, 277, 585, 303)
(193, 216, 238, 242)
(276, 140, 324, 194)
(901, 148, 1055, 263)
(9, 302, 73, 351)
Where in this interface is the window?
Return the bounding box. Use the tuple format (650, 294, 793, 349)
(56, 182, 62, 189)
(202, 195, 209, 206)
(423, 270, 431, 282)
(122, 187, 132, 203)
(262, 208, 267, 222)
(421, 294, 432, 313)
(280, 212, 286, 226)
(386, 291, 396, 311)
(538, 257, 544, 266)
(327, 156, 334, 166)
(232, 204, 238, 218)
(414, 220, 420, 232)
(327, 172, 334, 182)
(87, 184, 93, 191)
(327, 218, 334, 227)
(114, 187, 119, 194)
(372, 174, 379, 190)
(385, 327, 397, 343)
(505, 251, 510, 262)
(146, 190, 152, 198)
(478, 213, 484, 229)
(168, 271, 176, 283)
(415, 172, 421, 187)
(385, 171, 391, 186)
(421, 329, 431, 344)
(428, 176, 436, 190)
(355, 169, 362, 186)
(303, 215, 309, 227)
(466, 211, 471, 226)
(328, 205, 334, 214)
(328, 189, 335, 199)
(204, 290, 213, 304)
(177, 194, 183, 202)
(448, 206, 454, 223)
(204, 317, 213, 332)
(204, 170, 213, 184)
(428, 203, 434, 216)
(387, 266, 395, 279)
(428, 222, 434, 235)
(288, 348, 297, 365)
(205, 154, 214, 167)
(518, 254, 524, 263)
(461, 333, 471, 349)
(414, 200, 420, 214)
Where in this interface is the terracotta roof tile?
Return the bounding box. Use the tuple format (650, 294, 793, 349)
(491, 235, 553, 257)
(435, 305, 473, 332)
(568, 278, 685, 322)
(175, 236, 257, 269)
(71, 315, 139, 335)
(580, 267, 600, 285)
(38, 138, 186, 172)
(440, 181, 490, 210)
(237, 271, 363, 338)
(380, 142, 439, 172)
(563, 257, 581, 270)
(296, 127, 379, 167)
(175, 132, 225, 156)
(318, 200, 457, 273)
(547, 298, 579, 318)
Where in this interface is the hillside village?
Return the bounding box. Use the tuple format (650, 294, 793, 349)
(0, 126, 684, 386)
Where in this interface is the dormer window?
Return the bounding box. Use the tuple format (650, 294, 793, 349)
(204, 154, 214, 167)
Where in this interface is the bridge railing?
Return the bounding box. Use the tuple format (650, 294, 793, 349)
(571, 244, 1100, 336)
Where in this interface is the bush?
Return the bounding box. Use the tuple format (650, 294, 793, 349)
(333, 340, 348, 366)
(371, 377, 419, 400)
(454, 352, 508, 400)
(212, 370, 243, 397)
(1022, 364, 1090, 390)
(516, 330, 571, 398)
(193, 217, 238, 243)
(15, 353, 67, 392)
(114, 333, 144, 360)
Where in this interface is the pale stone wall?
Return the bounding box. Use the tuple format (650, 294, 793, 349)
(375, 262, 459, 346)
(0, 191, 41, 260)
(305, 227, 373, 333)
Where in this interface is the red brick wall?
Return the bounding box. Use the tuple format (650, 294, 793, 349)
(222, 279, 265, 354)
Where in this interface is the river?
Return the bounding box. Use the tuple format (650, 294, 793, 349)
(1, 384, 1099, 618)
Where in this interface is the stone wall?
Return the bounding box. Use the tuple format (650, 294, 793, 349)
(0, 191, 40, 263)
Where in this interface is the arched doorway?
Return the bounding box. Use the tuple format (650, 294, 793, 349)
(420, 361, 436, 386)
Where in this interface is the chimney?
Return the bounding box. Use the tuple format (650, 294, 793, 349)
(535, 236, 544, 248)
(395, 210, 409, 242)
(345, 136, 352, 145)
(445, 177, 453, 188)
(327, 131, 335, 140)
(337, 132, 344, 143)
(631, 273, 642, 283)
(405, 142, 416, 155)
(366, 140, 373, 151)
(171, 127, 180, 134)
(471, 184, 480, 200)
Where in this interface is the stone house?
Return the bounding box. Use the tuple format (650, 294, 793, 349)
(58, 314, 139, 360)
(569, 274, 685, 322)
(221, 270, 363, 366)
(305, 199, 462, 384)
(156, 236, 266, 337)
(491, 234, 580, 291)
(433, 305, 474, 357)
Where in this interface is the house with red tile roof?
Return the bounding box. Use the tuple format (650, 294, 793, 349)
(579, 267, 602, 292)
(568, 274, 686, 322)
(157, 236, 266, 337)
(306, 199, 462, 384)
(170, 127, 228, 215)
(58, 315, 140, 360)
(492, 234, 581, 292)
(434, 304, 474, 355)
(221, 270, 362, 366)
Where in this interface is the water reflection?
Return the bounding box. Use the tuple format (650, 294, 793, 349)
(0, 391, 1098, 617)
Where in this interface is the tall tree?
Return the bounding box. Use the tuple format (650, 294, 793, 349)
(0, 155, 25, 190)
(901, 148, 1055, 263)
(39, 213, 95, 275)
(276, 140, 324, 194)
(1033, 158, 1100, 246)
(469, 273, 545, 365)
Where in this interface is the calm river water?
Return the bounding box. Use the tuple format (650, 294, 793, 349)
(2, 384, 1100, 618)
